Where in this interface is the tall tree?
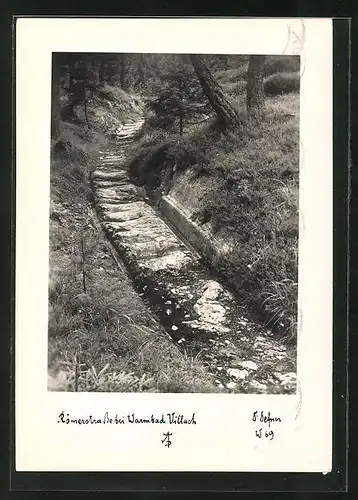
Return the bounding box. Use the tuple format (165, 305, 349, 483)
(190, 54, 244, 131)
(150, 55, 207, 135)
(246, 55, 266, 122)
(98, 57, 106, 84)
(51, 54, 67, 140)
(63, 54, 98, 126)
(119, 54, 126, 89)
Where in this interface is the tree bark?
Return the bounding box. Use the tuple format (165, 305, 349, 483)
(246, 55, 266, 122)
(51, 55, 62, 140)
(137, 54, 145, 84)
(120, 54, 126, 89)
(178, 80, 184, 135)
(83, 88, 90, 129)
(190, 54, 243, 131)
(98, 58, 106, 84)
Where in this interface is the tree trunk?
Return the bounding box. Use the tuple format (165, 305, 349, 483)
(51, 55, 62, 140)
(120, 54, 126, 89)
(246, 55, 266, 122)
(98, 59, 105, 84)
(137, 54, 145, 85)
(178, 81, 184, 136)
(190, 54, 243, 131)
(69, 66, 74, 90)
(83, 88, 90, 129)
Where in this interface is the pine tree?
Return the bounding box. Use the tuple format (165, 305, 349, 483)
(246, 55, 266, 122)
(51, 54, 63, 140)
(149, 55, 207, 135)
(190, 54, 244, 131)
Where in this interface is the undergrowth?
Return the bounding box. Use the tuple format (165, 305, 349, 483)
(62, 83, 144, 139)
(127, 78, 299, 340)
(49, 89, 217, 392)
(48, 225, 216, 393)
(264, 72, 300, 96)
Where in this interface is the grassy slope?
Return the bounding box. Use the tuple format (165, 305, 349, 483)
(126, 65, 300, 339)
(48, 89, 217, 392)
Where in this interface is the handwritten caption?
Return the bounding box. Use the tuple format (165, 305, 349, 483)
(56, 410, 282, 447)
(57, 411, 196, 448)
(57, 411, 196, 426)
(252, 410, 282, 441)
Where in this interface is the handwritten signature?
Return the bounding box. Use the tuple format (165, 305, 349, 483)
(252, 410, 282, 440)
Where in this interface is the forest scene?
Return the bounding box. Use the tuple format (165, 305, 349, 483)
(48, 52, 300, 394)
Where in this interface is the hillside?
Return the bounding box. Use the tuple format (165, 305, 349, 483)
(126, 56, 299, 339)
(49, 85, 217, 393)
(48, 53, 299, 393)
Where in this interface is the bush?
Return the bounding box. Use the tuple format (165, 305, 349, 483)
(264, 72, 300, 96)
(127, 126, 220, 189)
(126, 132, 173, 189)
(124, 77, 299, 340)
(215, 65, 248, 84)
(264, 56, 300, 77)
(166, 130, 215, 172)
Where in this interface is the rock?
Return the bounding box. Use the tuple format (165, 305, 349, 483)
(171, 325, 178, 331)
(226, 381, 237, 390)
(187, 280, 232, 334)
(200, 280, 231, 301)
(183, 319, 230, 334)
(48, 370, 68, 391)
(238, 360, 258, 371)
(248, 380, 267, 393)
(194, 301, 227, 320)
(274, 372, 297, 391)
(139, 250, 193, 272)
(227, 368, 249, 380)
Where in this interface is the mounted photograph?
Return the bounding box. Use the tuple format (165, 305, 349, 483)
(48, 52, 300, 395)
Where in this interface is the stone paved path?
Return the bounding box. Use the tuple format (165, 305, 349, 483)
(91, 120, 297, 394)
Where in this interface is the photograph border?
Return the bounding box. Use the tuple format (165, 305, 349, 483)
(7, 15, 349, 493)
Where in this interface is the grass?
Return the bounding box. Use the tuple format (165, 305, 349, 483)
(263, 55, 300, 76)
(215, 65, 248, 85)
(48, 222, 217, 392)
(126, 70, 300, 340)
(49, 88, 218, 392)
(51, 123, 106, 204)
(264, 72, 300, 96)
(62, 83, 144, 139)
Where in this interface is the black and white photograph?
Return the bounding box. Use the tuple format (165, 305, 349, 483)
(47, 51, 300, 394)
(15, 18, 334, 474)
